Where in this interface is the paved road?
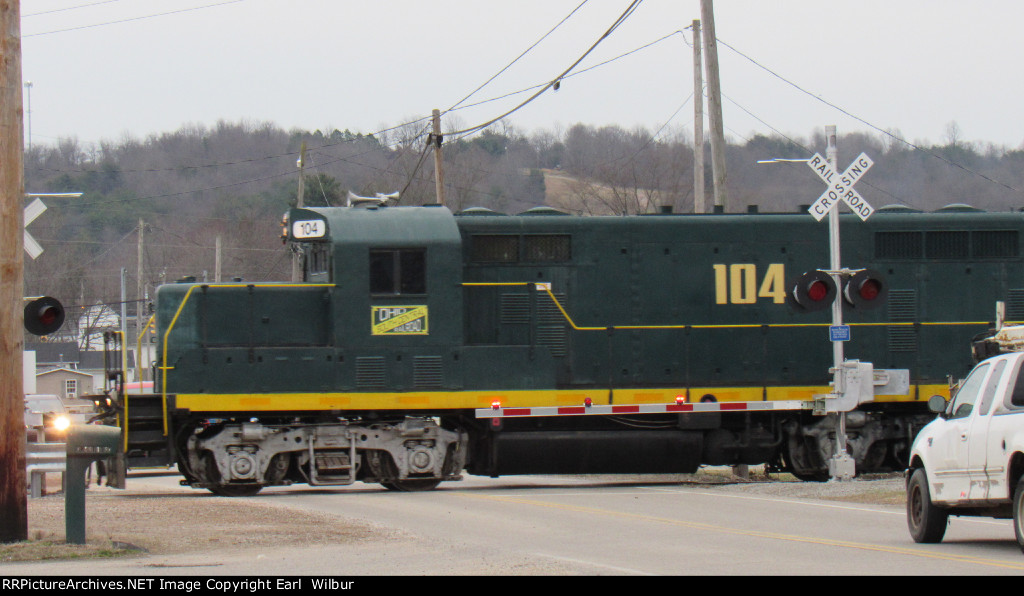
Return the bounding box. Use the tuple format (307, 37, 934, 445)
(257, 475, 1024, 575)
(7, 473, 1024, 575)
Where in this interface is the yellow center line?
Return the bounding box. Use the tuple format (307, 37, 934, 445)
(458, 492, 1024, 571)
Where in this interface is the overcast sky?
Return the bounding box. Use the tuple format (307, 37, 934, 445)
(18, 0, 1024, 151)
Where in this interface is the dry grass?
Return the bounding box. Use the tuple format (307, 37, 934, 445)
(1, 478, 379, 563)
(541, 169, 669, 215)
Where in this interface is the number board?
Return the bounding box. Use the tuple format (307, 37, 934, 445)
(292, 219, 326, 239)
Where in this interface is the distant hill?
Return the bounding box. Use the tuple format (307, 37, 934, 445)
(20, 119, 1024, 332)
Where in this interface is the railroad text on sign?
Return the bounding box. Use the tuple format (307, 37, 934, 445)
(807, 152, 874, 222)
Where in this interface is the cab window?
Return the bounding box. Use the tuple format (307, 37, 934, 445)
(370, 249, 426, 295)
(304, 243, 332, 282)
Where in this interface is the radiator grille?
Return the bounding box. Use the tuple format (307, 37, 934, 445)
(355, 356, 385, 388)
(413, 356, 443, 388)
(887, 289, 918, 352)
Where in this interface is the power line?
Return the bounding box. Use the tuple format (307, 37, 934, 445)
(447, 0, 644, 139)
(714, 36, 1022, 194)
(448, 30, 683, 116)
(22, 0, 124, 18)
(29, 27, 681, 192)
(390, 1, 645, 192)
(23, 0, 247, 38)
(444, 0, 590, 115)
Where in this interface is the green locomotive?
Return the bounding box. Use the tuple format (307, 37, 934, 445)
(129, 203, 1021, 494)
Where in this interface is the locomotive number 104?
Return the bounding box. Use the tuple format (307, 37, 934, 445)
(713, 263, 787, 305)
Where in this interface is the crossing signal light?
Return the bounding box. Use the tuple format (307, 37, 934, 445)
(788, 271, 836, 312)
(24, 296, 65, 336)
(842, 269, 887, 309)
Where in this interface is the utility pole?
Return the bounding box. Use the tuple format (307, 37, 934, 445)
(431, 109, 446, 206)
(291, 141, 306, 282)
(691, 19, 705, 214)
(120, 267, 128, 378)
(136, 219, 144, 377)
(700, 0, 727, 211)
(0, 0, 28, 543)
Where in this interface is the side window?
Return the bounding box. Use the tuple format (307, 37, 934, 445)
(370, 249, 426, 295)
(949, 362, 990, 419)
(978, 360, 1007, 416)
(1008, 358, 1024, 408)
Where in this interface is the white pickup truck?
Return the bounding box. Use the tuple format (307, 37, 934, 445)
(906, 349, 1024, 550)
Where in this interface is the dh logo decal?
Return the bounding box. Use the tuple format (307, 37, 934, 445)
(372, 305, 429, 335)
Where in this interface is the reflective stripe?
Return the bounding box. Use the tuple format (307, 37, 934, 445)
(476, 400, 809, 418)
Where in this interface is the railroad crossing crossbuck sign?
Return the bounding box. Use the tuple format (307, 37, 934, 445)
(23, 198, 46, 259)
(807, 152, 874, 221)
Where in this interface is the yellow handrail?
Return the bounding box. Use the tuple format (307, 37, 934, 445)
(159, 283, 335, 435)
(462, 281, 995, 331)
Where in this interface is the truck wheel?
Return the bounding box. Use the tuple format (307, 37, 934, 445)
(1013, 478, 1024, 553)
(907, 468, 948, 543)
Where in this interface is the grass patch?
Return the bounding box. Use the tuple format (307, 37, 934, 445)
(0, 531, 142, 562)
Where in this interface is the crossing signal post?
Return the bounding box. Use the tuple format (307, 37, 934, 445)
(805, 126, 879, 481)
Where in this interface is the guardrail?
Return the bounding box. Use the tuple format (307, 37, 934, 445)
(26, 441, 65, 498)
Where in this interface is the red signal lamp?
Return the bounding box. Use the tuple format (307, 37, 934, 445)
(787, 271, 836, 313)
(24, 296, 65, 336)
(843, 269, 886, 309)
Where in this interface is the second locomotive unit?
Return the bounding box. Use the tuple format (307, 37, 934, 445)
(133, 203, 1021, 494)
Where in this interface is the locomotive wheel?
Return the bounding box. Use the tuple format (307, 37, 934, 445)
(380, 478, 442, 492)
(781, 447, 828, 482)
(209, 483, 263, 497)
(790, 470, 830, 482)
(201, 450, 263, 496)
(907, 468, 947, 543)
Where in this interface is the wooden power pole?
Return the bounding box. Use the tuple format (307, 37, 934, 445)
(0, 0, 27, 543)
(700, 0, 728, 211)
(691, 18, 705, 214)
(291, 141, 306, 282)
(431, 109, 446, 206)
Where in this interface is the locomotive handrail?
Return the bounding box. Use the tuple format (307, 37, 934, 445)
(461, 282, 996, 331)
(159, 282, 336, 435)
(125, 314, 156, 450)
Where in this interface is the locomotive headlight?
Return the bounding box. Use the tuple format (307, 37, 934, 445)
(51, 414, 71, 433)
